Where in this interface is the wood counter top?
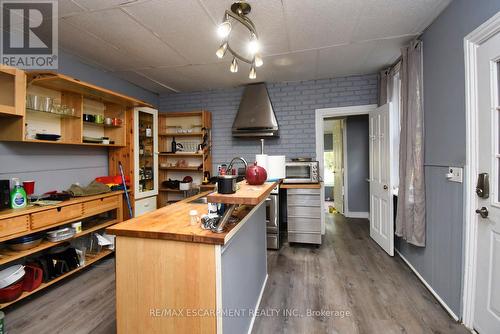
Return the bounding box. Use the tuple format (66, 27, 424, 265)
(106, 191, 263, 245)
(207, 181, 278, 205)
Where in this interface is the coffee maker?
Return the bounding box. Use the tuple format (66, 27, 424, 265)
(0, 180, 10, 210)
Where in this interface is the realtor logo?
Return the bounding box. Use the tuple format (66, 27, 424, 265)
(1, 0, 58, 69)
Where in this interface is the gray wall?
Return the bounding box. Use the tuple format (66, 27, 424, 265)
(396, 0, 500, 317)
(160, 75, 378, 171)
(346, 115, 369, 213)
(0, 51, 159, 194)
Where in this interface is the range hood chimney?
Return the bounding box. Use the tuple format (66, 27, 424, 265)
(232, 83, 279, 137)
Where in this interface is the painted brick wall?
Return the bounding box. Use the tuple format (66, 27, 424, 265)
(160, 74, 378, 170)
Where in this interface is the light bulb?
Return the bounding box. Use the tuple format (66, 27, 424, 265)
(217, 20, 231, 38)
(254, 54, 263, 67)
(216, 42, 228, 59)
(249, 64, 256, 79)
(230, 58, 238, 73)
(248, 34, 260, 55)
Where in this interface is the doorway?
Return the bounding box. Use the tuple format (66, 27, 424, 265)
(463, 12, 500, 333)
(323, 118, 345, 214)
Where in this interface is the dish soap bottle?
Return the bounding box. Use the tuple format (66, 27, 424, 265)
(10, 178, 27, 209)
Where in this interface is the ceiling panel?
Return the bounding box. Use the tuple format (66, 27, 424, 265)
(257, 50, 318, 83)
(59, 20, 141, 71)
(59, 0, 86, 17)
(200, 0, 290, 56)
(113, 70, 175, 93)
(122, 0, 219, 64)
(72, 0, 151, 11)
(62, 8, 187, 68)
(282, 0, 364, 51)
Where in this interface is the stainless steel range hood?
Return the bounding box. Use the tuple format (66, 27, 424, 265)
(232, 83, 279, 137)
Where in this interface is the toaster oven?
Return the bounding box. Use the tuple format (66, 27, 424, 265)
(284, 161, 320, 183)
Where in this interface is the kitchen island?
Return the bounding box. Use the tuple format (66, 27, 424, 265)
(107, 181, 277, 334)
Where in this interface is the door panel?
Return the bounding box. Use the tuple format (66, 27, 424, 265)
(333, 120, 344, 214)
(474, 29, 500, 334)
(369, 104, 394, 256)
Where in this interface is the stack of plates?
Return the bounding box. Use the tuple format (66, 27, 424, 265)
(46, 227, 76, 242)
(0, 265, 25, 289)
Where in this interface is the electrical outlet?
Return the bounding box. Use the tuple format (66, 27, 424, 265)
(446, 167, 463, 183)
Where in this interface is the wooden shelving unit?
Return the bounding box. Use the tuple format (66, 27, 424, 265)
(0, 70, 152, 147)
(0, 191, 124, 309)
(158, 111, 212, 207)
(0, 249, 113, 308)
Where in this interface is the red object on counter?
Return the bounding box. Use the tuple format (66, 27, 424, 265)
(246, 162, 267, 185)
(0, 281, 23, 303)
(22, 265, 43, 292)
(95, 175, 130, 186)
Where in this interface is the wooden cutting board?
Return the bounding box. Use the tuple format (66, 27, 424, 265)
(207, 181, 278, 205)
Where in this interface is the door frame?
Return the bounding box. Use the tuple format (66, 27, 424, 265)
(463, 11, 500, 329)
(315, 104, 377, 227)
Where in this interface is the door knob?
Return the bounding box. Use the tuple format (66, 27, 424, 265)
(476, 207, 489, 218)
(383, 185, 388, 190)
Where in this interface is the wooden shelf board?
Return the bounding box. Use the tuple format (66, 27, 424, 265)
(159, 167, 202, 172)
(160, 111, 203, 117)
(22, 139, 125, 147)
(26, 108, 80, 119)
(159, 152, 203, 157)
(83, 121, 122, 128)
(27, 71, 152, 108)
(0, 249, 114, 309)
(158, 132, 204, 137)
(159, 188, 185, 193)
(0, 219, 118, 266)
(0, 104, 16, 115)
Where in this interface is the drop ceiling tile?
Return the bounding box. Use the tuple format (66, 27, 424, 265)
(62, 8, 187, 68)
(199, 0, 289, 56)
(317, 41, 379, 78)
(282, 0, 364, 51)
(122, 0, 219, 64)
(257, 50, 318, 83)
(72, 0, 150, 11)
(59, 20, 141, 71)
(113, 70, 176, 93)
(59, 0, 86, 17)
(141, 62, 252, 92)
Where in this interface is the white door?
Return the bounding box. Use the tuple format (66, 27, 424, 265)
(473, 29, 500, 334)
(369, 104, 394, 256)
(333, 120, 344, 214)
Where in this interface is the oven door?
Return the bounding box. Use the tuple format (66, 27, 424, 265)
(284, 163, 312, 183)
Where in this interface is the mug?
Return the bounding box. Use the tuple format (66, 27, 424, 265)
(94, 114, 105, 124)
(104, 117, 113, 126)
(83, 114, 95, 122)
(112, 118, 122, 126)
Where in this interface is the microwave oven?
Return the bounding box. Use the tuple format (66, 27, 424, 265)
(284, 161, 320, 183)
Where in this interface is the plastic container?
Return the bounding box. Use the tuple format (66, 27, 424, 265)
(10, 178, 27, 209)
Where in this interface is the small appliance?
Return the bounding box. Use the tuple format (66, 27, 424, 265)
(0, 180, 10, 210)
(284, 161, 320, 183)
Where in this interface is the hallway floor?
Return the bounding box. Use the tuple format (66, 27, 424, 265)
(252, 214, 470, 334)
(4, 214, 470, 334)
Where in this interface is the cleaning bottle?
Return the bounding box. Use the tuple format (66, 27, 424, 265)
(10, 178, 27, 209)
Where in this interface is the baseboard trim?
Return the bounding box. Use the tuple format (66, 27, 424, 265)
(395, 249, 460, 321)
(247, 274, 268, 334)
(345, 211, 369, 219)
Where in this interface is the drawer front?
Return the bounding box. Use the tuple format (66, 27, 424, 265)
(31, 203, 83, 230)
(287, 206, 321, 218)
(287, 194, 320, 207)
(288, 232, 322, 245)
(266, 234, 279, 250)
(0, 215, 29, 238)
(288, 217, 321, 233)
(135, 196, 157, 217)
(83, 195, 119, 216)
(287, 188, 320, 195)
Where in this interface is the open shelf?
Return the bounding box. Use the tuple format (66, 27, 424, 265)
(159, 188, 186, 193)
(159, 167, 202, 171)
(26, 108, 80, 119)
(83, 121, 122, 128)
(0, 248, 114, 309)
(23, 139, 125, 147)
(159, 132, 204, 137)
(0, 218, 118, 266)
(159, 152, 203, 157)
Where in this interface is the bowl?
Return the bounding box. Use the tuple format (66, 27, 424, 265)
(0, 281, 23, 303)
(7, 238, 43, 251)
(0, 265, 25, 289)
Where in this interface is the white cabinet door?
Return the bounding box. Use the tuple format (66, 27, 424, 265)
(369, 104, 394, 256)
(134, 107, 158, 199)
(135, 196, 157, 217)
(473, 29, 500, 334)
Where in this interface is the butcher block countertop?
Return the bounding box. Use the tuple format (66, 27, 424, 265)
(107, 182, 276, 245)
(207, 181, 278, 205)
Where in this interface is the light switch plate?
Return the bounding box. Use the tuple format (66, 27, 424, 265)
(446, 167, 463, 183)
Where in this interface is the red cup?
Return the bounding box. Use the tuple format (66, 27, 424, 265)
(23, 180, 35, 196)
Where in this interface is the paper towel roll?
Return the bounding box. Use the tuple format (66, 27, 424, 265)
(267, 155, 286, 181)
(255, 154, 268, 172)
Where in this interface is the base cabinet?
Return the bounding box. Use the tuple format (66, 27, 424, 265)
(135, 196, 157, 217)
(287, 187, 322, 245)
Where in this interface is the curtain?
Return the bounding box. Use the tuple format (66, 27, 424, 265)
(378, 69, 389, 106)
(395, 40, 426, 247)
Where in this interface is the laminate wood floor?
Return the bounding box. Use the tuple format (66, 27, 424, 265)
(5, 214, 470, 334)
(252, 214, 470, 334)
